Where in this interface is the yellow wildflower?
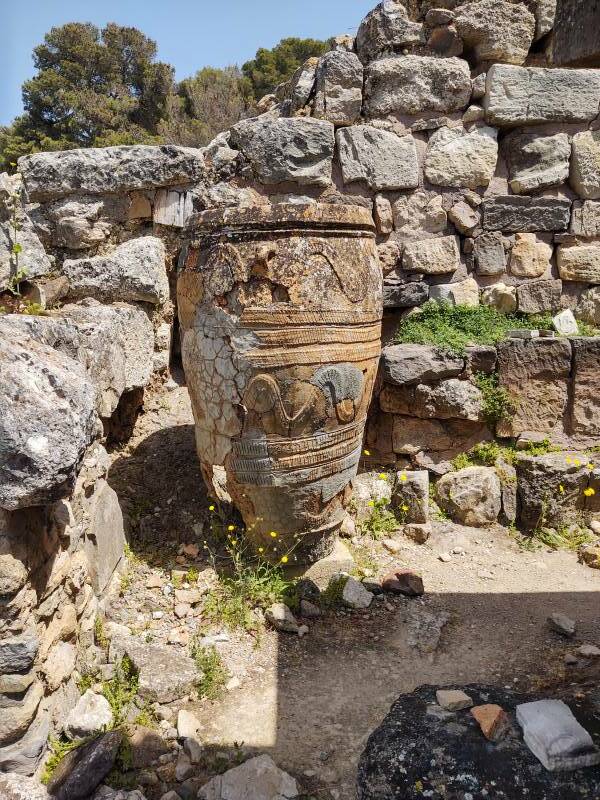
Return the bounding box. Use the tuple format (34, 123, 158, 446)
(208, 505, 215, 511)
(367, 500, 375, 507)
(565, 456, 572, 464)
(379, 473, 387, 480)
(584, 487, 596, 497)
(270, 531, 278, 538)
(258, 547, 264, 553)
(559, 484, 565, 494)
(281, 555, 289, 564)
(574, 458, 581, 466)
(588, 463, 595, 471)
(402, 504, 409, 512)
(363, 449, 371, 456)
(227, 524, 235, 531)
(399, 473, 407, 482)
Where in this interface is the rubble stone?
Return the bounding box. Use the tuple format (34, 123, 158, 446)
(402, 235, 460, 274)
(364, 56, 471, 117)
(436, 466, 502, 526)
(313, 50, 363, 125)
(558, 244, 600, 284)
(509, 233, 552, 278)
(425, 125, 498, 189)
(474, 232, 506, 275)
(507, 132, 571, 194)
(381, 344, 464, 386)
(455, 0, 535, 64)
(337, 126, 419, 191)
(356, 1, 424, 63)
(517, 278, 562, 313)
(483, 195, 571, 232)
(198, 754, 298, 800)
(570, 130, 600, 200)
(231, 117, 334, 186)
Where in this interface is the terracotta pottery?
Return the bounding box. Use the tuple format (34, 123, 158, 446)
(178, 204, 382, 563)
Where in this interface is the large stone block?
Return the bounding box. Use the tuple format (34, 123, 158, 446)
(424, 125, 498, 189)
(496, 338, 572, 437)
(557, 244, 600, 284)
(517, 452, 589, 530)
(19, 145, 206, 202)
(483, 196, 571, 232)
(516, 278, 562, 313)
(571, 201, 600, 238)
(454, 0, 535, 65)
(553, 0, 600, 66)
(411, 379, 483, 421)
(0, 335, 98, 510)
(83, 480, 125, 595)
(474, 232, 506, 276)
(436, 466, 502, 527)
(60, 300, 155, 417)
(402, 235, 461, 274)
(383, 281, 428, 309)
(63, 236, 168, 305)
(231, 117, 335, 186)
(313, 50, 363, 125)
(0, 196, 52, 291)
(356, 1, 424, 63)
(506, 132, 571, 194)
(484, 64, 600, 126)
(570, 131, 600, 200)
(576, 287, 600, 325)
(570, 337, 600, 437)
(364, 56, 471, 117)
(336, 126, 419, 191)
(0, 710, 50, 776)
(381, 344, 464, 385)
(509, 233, 552, 279)
(0, 682, 44, 746)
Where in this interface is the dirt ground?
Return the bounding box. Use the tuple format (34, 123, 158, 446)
(107, 375, 600, 799)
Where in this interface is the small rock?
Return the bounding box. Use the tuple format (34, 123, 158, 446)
(339, 575, 374, 609)
(177, 710, 200, 740)
(578, 644, 600, 658)
(64, 690, 113, 739)
(564, 653, 578, 665)
(181, 543, 200, 558)
(265, 603, 299, 633)
(381, 569, 424, 597)
(198, 754, 298, 800)
(146, 575, 163, 589)
(548, 612, 576, 638)
(552, 309, 579, 336)
(297, 625, 309, 637)
(471, 704, 510, 741)
(300, 599, 321, 618)
(590, 520, 600, 536)
(174, 604, 191, 619)
(226, 677, 241, 691)
(439, 552, 453, 563)
(436, 689, 474, 711)
(183, 737, 203, 764)
(175, 752, 193, 782)
(403, 523, 431, 544)
(382, 538, 402, 554)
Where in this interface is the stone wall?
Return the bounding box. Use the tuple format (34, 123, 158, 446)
(2, 0, 600, 776)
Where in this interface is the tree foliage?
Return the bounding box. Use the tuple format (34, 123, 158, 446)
(0, 22, 174, 169)
(159, 67, 256, 149)
(242, 37, 330, 100)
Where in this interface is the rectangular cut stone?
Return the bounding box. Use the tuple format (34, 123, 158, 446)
(483, 196, 571, 232)
(402, 235, 461, 274)
(571, 202, 600, 238)
(313, 50, 363, 126)
(517, 279, 563, 313)
(571, 338, 600, 437)
(496, 338, 572, 437)
(553, 0, 600, 66)
(19, 145, 206, 202)
(484, 64, 600, 126)
(474, 231, 506, 275)
(364, 55, 471, 117)
(336, 126, 419, 191)
(558, 244, 600, 283)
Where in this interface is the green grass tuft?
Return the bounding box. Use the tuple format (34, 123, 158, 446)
(190, 641, 230, 700)
(395, 302, 557, 355)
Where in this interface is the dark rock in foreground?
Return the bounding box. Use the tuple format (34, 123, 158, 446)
(357, 684, 600, 799)
(46, 731, 122, 800)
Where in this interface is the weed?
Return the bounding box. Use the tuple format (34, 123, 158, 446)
(119, 571, 133, 594)
(395, 301, 559, 355)
(533, 524, 596, 552)
(94, 616, 109, 650)
(101, 657, 139, 726)
(171, 572, 183, 589)
(42, 737, 88, 784)
(474, 372, 515, 427)
(123, 542, 141, 566)
(77, 672, 95, 694)
(187, 566, 200, 583)
(359, 498, 401, 539)
(428, 485, 449, 521)
(577, 320, 600, 337)
(190, 640, 229, 700)
(321, 574, 349, 608)
(133, 702, 158, 729)
(520, 438, 561, 458)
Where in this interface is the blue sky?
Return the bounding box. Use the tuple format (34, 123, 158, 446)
(1, 0, 375, 125)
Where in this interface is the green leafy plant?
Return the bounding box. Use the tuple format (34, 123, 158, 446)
(94, 616, 109, 650)
(395, 302, 557, 355)
(42, 737, 89, 784)
(186, 566, 199, 583)
(190, 640, 229, 700)
(359, 498, 401, 539)
(474, 372, 516, 427)
(101, 657, 139, 727)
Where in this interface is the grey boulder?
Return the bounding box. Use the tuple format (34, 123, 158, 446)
(356, 1, 424, 63)
(19, 144, 205, 202)
(454, 0, 535, 65)
(336, 126, 419, 191)
(436, 466, 502, 527)
(313, 50, 363, 125)
(63, 236, 169, 305)
(0, 334, 97, 510)
(231, 117, 335, 187)
(64, 690, 114, 739)
(46, 731, 122, 800)
(198, 753, 298, 800)
(382, 344, 464, 386)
